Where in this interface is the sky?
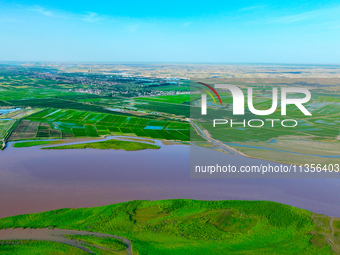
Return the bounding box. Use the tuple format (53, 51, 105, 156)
(1, 0, 340, 64)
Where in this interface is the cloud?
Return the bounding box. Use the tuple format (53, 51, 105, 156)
(268, 10, 322, 24)
(81, 12, 100, 23)
(239, 5, 267, 12)
(182, 22, 192, 27)
(27, 5, 54, 17)
(0, 16, 20, 24)
(267, 6, 340, 24)
(127, 24, 140, 32)
(26, 5, 101, 23)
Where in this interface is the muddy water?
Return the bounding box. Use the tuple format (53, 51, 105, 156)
(0, 142, 340, 218)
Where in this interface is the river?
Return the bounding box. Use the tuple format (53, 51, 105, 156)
(0, 140, 340, 218)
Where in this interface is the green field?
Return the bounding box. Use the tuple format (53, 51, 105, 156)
(0, 69, 194, 145)
(134, 93, 194, 117)
(0, 88, 90, 101)
(135, 94, 196, 104)
(0, 199, 338, 255)
(7, 96, 126, 115)
(133, 100, 191, 117)
(42, 139, 160, 151)
(8, 108, 190, 141)
(0, 119, 16, 139)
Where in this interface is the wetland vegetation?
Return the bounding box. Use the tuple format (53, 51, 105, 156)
(0, 199, 339, 254)
(42, 139, 160, 151)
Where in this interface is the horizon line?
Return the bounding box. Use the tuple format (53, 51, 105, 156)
(1, 61, 340, 66)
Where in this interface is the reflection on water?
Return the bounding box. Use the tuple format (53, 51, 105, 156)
(0, 107, 22, 115)
(0, 143, 340, 218)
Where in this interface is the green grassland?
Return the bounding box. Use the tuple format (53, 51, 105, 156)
(42, 139, 160, 151)
(13, 140, 65, 148)
(65, 235, 127, 251)
(0, 199, 338, 255)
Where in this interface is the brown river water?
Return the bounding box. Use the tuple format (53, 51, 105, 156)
(0, 140, 340, 218)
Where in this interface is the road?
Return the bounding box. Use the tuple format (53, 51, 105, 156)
(0, 228, 132, 254)
(190, 120, 243, 156)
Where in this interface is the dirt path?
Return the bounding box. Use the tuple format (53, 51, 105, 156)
(0, 228, 132, 254)
(190, 121, 245, 156)
(330, 217, 334, 236)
